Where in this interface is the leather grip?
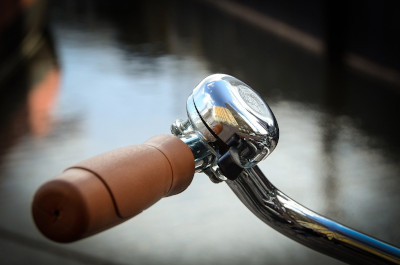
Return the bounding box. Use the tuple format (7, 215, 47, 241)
(31, 134, 195, 243)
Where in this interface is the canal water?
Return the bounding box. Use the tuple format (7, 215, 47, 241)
(0, 1, 399, 264)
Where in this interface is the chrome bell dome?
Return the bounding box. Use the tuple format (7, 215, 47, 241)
(186, 74, 279, 170)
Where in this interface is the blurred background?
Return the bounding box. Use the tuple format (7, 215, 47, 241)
(0, 0, 399, 264)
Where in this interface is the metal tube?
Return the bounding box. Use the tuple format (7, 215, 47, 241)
(227, 166, 400, 265)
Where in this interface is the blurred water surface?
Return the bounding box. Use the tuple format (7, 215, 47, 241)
(0, 1, 399, 264)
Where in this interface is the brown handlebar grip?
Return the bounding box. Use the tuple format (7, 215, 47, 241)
(31, 134, 195, 243)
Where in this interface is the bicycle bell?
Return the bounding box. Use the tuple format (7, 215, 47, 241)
(172, 74, 279, 182)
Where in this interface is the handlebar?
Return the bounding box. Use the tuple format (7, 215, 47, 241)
(31, 74, 400, 264)
(31, 134, 195, 243)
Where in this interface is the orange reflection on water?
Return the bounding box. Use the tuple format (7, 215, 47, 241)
(27, 68, 60, 138)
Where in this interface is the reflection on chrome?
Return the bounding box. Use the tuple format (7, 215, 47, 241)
(176, 74, 400, 264)
(187, 74, 279, 169)
(227, 166, 400, 265)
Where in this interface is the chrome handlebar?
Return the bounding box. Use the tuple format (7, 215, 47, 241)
(229, 167, 400, 265)
(173, 74, 400, 264)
